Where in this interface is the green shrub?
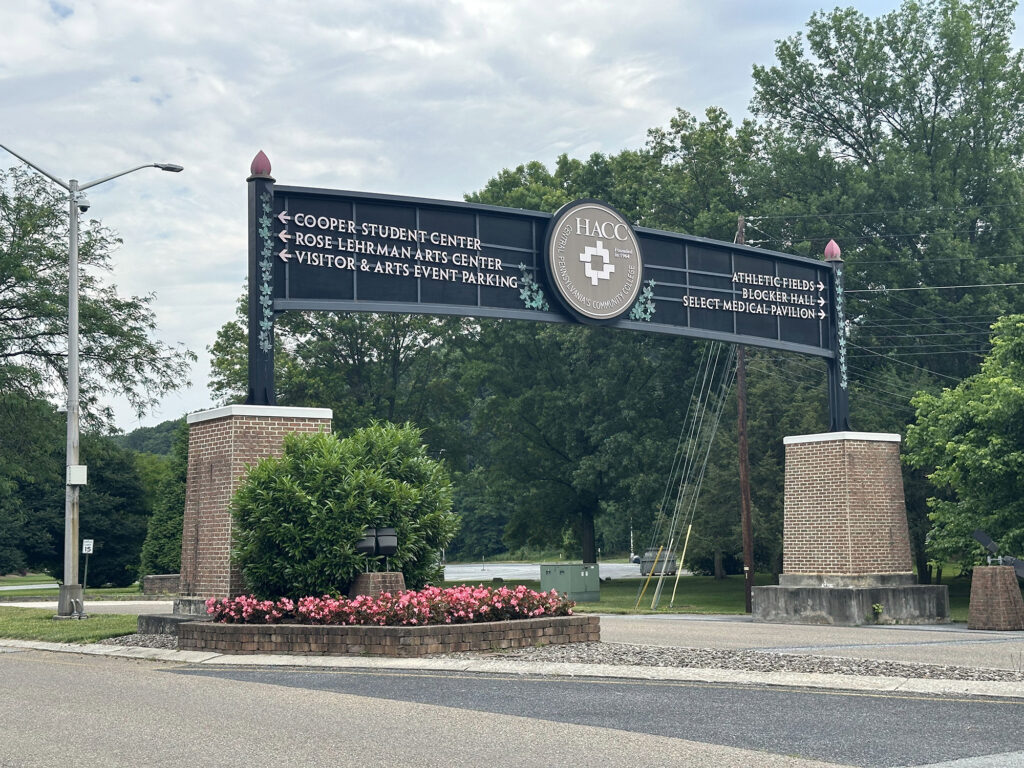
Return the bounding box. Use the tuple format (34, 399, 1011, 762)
(232, 423, 458, 599)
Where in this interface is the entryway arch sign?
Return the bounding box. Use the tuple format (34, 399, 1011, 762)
(245, 152, 849, 429)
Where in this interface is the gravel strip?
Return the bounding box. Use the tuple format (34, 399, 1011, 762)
(450, 642, 1024, 682)
(99, 633, 1024, 682)
(99, 633, 178, 650)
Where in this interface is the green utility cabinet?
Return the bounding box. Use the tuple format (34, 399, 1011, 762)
(540, 563, 600, 602)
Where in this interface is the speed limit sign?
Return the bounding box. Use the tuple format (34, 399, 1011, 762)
(82, 539, 94, 554)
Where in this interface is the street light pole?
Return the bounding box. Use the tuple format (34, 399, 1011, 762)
(64, 176, 82, 618)
(0, 144, 182, 618)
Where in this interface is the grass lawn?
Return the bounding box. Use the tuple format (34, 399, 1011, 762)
(0, 573, 57, 586)
(0, 607, 137, 643)
(0, 585, 143, 601)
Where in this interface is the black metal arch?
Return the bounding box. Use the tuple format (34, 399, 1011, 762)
(246, 172, 850, 430)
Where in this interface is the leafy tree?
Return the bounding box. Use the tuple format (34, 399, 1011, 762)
(748, 0, 1024, 579)
(0, 393, 62, 574)
(76, 436, 150, 586)
(209, 295, 473, 466)
(904, 315, 1024, 568)
(750, 0, 1024, 383)
(232, 424, 457, 598)
(444, 468, 510, 561)
(138, 420, 188, 578)
(0, 167, 195, 424)
(463, 321, 700, 563)
(116, 418, 182, 455)
(19, 432, 150, 587)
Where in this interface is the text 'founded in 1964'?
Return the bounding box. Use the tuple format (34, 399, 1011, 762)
(277, 210, 517, 289)
(682, 271, 827, 321)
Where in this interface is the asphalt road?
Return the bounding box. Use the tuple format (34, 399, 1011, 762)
(3, 649, 1022, 767)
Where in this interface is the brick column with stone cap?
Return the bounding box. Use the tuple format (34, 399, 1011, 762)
(179, 405, 332, 600)
(781, 431, 911, 580)
(753, 431, 948, 625)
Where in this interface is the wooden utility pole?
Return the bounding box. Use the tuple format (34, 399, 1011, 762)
(736, 215, 754, 613)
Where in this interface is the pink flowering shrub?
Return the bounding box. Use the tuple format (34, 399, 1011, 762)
(206, 584, 573, 626)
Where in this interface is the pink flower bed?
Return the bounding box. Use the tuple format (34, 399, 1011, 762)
(206, 584, 574, 626)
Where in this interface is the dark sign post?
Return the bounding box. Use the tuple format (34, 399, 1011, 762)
(245, 153, 846, 424)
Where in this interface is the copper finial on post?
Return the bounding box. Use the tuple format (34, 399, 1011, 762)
(249, 150, 273, 179)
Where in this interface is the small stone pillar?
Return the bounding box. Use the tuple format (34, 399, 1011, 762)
(179, 405, 332, 602)
(348, 572, 407, 599)
(753, 431, 948, 625)
(968, 566, 1024, 630)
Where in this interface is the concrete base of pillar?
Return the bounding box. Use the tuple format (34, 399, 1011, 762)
(753, 580, 949, 625)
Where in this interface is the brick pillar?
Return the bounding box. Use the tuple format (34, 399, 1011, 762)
(968, 566, 1024, 631)
(781, 432, 912, 579)
(753, 431, 948, 625)
(179, 405, 332, 600)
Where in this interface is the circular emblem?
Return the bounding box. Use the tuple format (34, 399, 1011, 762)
(545, 199, 643, 322)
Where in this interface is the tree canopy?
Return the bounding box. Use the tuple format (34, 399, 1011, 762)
(0, 166, 195, 424)
(0, 164, 196, 579)
(904, 315, 1024, 566)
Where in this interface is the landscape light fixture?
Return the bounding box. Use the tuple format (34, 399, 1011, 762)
(0, 143, 183, 618)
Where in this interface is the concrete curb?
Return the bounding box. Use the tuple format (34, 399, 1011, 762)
(3, 638, 1022, 700)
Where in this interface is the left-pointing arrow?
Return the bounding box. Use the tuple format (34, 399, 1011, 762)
(277, 230, 292, 243)
(278, 249, 293, 263)
(277, 211, 291, 225)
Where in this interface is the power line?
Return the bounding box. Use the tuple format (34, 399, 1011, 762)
(747, 225, 1024, 246)
(846, 344, 968, 380)
(859, 315, 1000, 327)
(854, 290, 998, 338)
(862, 330, 993, 339)
(848, 281, 1024, 294)
(849, 348, 987, 357)
(749, 201, 1023, 220)
(853, 254, 1024, 265)
(855, 340, 993, 350)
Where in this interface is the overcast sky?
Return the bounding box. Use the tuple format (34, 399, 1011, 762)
(3, 0, 1022, 432)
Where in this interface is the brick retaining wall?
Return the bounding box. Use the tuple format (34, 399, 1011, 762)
(179, 615, 599, 657)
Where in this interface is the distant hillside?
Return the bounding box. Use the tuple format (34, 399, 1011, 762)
(115, 418, 184, 455)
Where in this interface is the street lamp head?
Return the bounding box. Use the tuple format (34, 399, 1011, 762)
(155, 163, 184, 173)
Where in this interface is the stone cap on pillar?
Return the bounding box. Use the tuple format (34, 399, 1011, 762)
(187, 404, 334, 424)
(784, 431, 900, 445)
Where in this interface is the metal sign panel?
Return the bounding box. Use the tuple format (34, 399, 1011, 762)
(245, 167, 848, 430)
(261, 185, 836, 357)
